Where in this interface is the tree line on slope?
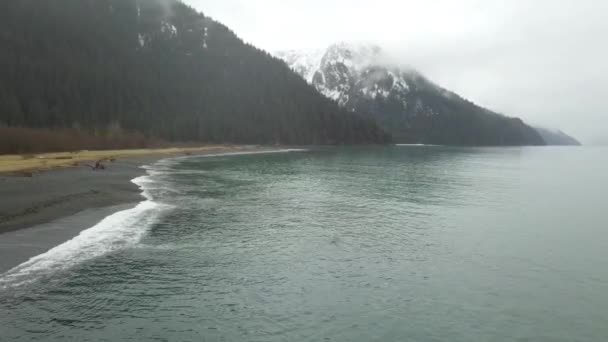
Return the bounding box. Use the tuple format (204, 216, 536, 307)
(0, 0, 389, 153)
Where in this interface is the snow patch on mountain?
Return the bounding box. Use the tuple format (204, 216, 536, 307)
(161, 21, 177, 36)
(276, 49, 325, 83)
(203, 27, 208, 49)
(276, 42, 418, 109)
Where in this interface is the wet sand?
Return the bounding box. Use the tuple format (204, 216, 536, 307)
(0, 158, 151, 235)
(0, 204, 135, 274)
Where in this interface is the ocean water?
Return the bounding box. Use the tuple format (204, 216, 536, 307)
(1, 146, 607, 341)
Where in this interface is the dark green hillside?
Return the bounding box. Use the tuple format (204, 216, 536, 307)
(363, 75, 546, 146)
(0, 0, 389, 150)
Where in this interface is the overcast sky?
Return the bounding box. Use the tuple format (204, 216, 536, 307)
(187, 0, 608, 144)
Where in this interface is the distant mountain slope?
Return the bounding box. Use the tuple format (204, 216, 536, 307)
(0, 1, 389, 145)
(535, 127, 581, 146)
(277, 43, 545, 146)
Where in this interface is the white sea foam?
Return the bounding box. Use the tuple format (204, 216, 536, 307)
(168, 148, 309, 162)
(0, 171, 171, 289)
(150, 148, 310, 171)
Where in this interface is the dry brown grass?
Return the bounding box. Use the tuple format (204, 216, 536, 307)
(0, 146, 237, 174)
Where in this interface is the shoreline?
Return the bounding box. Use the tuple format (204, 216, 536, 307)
(0, 145, 284, 274)
(0, 145, 270, 234)
(0, 203, 137, 274)
(0, 145, 259, 174)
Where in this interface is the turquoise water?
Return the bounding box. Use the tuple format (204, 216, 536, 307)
(1, 146, 608, 341)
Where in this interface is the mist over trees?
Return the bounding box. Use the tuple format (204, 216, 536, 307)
(0, 0, 389, 151)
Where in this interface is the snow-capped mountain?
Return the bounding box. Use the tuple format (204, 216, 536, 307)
(277, 43, 546, 146)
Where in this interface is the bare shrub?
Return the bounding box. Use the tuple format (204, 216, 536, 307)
(0, 127, 152, 154)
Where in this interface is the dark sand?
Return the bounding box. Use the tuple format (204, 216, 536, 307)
(0, 204, 135, 273)
(0, 158, 157, 273)
(0, 158, 153, 234)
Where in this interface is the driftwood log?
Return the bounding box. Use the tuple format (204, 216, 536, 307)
(84, 160, 106, 170)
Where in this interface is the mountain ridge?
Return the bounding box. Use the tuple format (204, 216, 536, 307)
(277, 43, 546, 146)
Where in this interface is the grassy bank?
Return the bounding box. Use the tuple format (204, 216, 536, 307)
(0, 145, 242, 174)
